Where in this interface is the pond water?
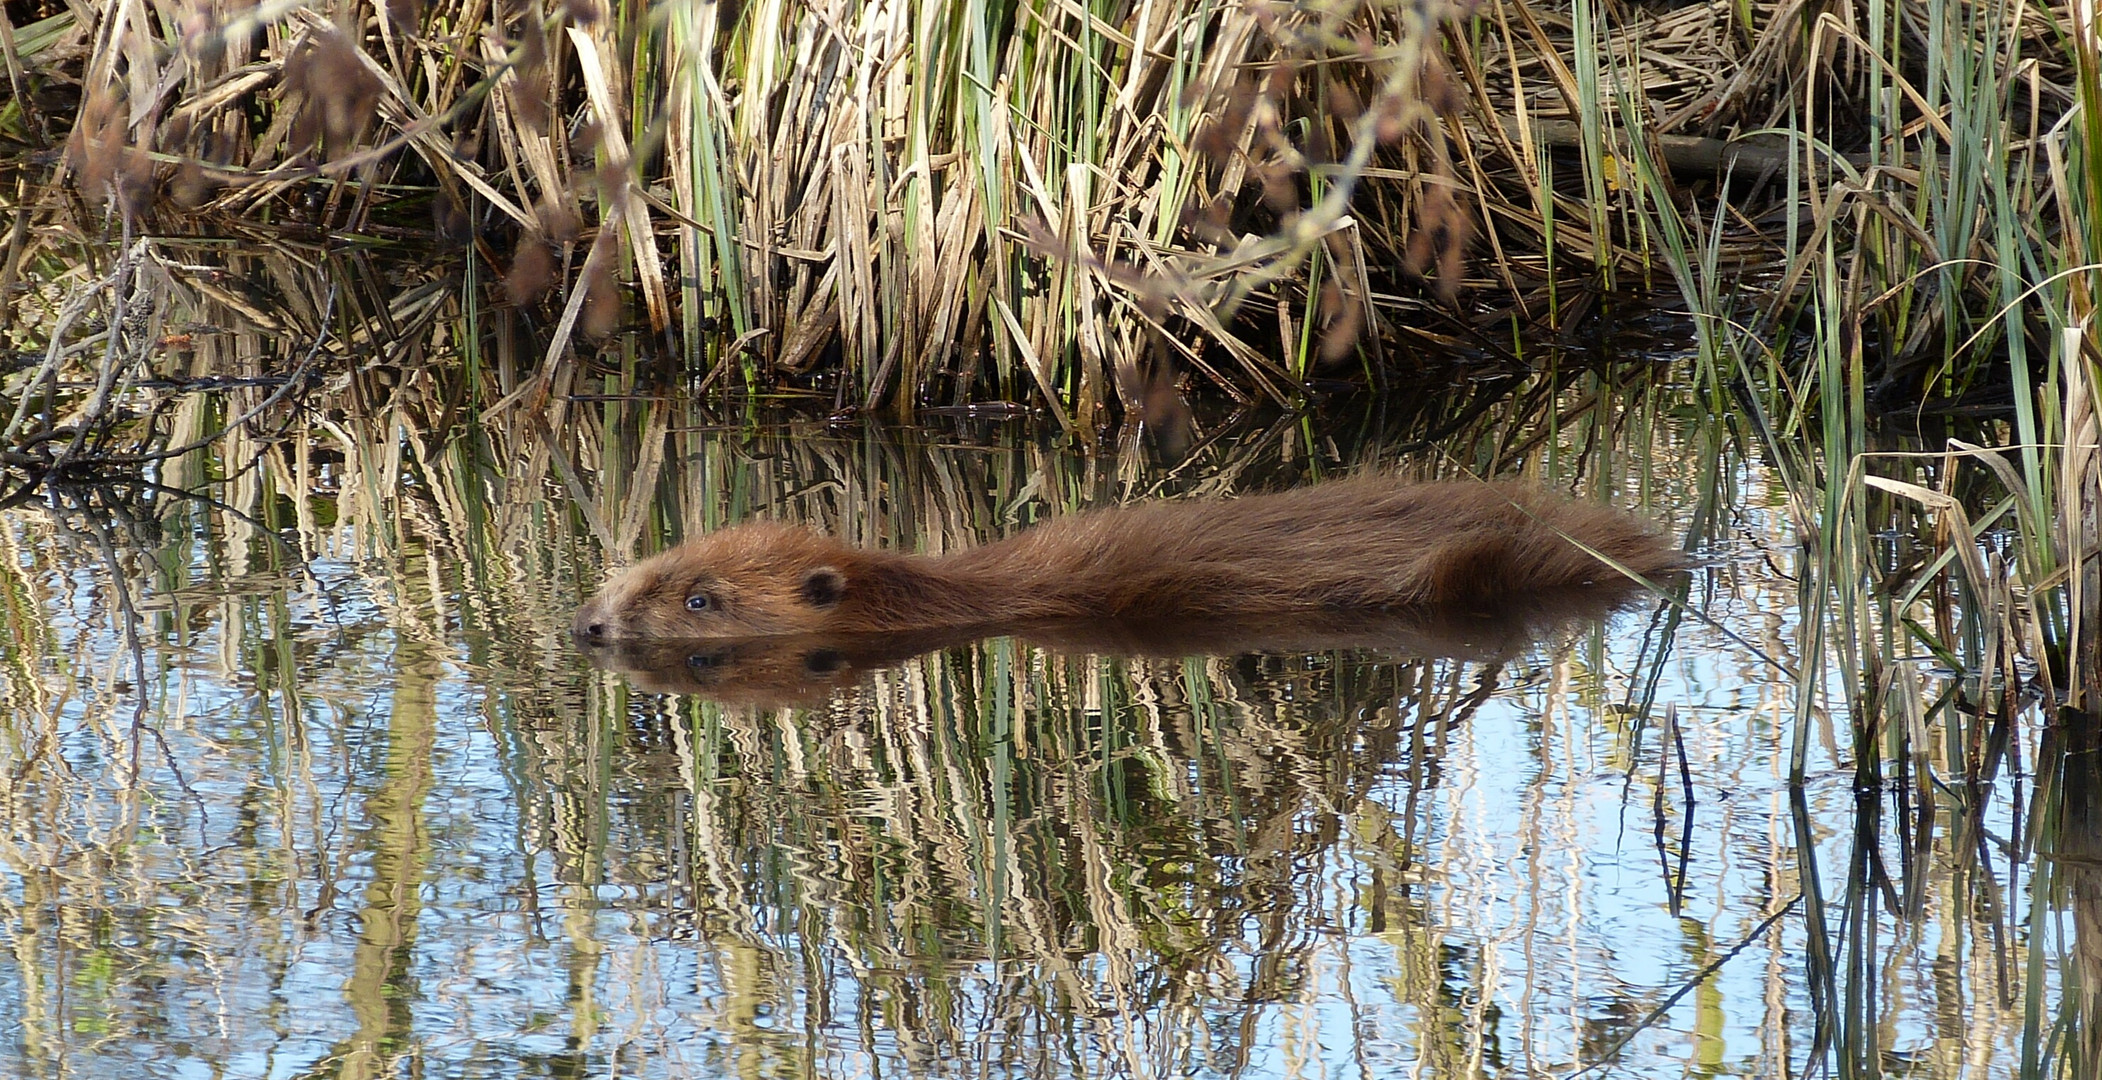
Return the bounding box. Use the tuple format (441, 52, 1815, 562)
(0, 380, 2071, 1078)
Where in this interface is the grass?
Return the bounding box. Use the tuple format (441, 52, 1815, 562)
(3, 0, 2080, 442)
(3, 0, 2102, 1071)
(1582, 0, 2102, 1071)
(0, 0, 1792, 430)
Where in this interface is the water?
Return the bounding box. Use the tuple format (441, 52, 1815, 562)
(0, 397, 2059, 1078)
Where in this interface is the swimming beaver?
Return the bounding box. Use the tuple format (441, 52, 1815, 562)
(571, 477, 1682, 642)
(580, 598, 1669, 706)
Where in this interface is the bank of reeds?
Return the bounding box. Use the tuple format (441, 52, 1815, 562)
(7, 0, 2077, 421)
(1593, 0, 2102, 1071)
(9, 0, 2102, 1065)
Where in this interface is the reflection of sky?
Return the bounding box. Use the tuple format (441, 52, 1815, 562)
(0, 467, 2047, 1080)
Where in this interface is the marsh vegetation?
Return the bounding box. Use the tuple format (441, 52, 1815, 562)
(0, 0, 2098, 1075)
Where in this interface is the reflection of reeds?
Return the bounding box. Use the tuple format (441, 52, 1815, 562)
(598, 642, 1485, 1060)
(5, 350, 2085, 1070)
(535, 391, 1698, 1067)
(1583, 0, 2102, 1067)
(1674, 320, 2102, 1076)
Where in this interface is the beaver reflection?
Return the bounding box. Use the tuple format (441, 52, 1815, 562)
(575, 586, 1661, 707)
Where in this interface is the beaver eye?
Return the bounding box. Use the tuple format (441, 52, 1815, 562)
(685, 593, 713, 613)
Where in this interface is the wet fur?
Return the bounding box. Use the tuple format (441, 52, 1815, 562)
(572, 478, 1683, 642)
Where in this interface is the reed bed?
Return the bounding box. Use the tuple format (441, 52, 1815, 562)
(5, 0, 2102, 1071)
(6, 0, 2076, 420)
(1603, 0, 2102, 1070)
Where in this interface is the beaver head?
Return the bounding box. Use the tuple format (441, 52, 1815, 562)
(573, 522, 858, 642)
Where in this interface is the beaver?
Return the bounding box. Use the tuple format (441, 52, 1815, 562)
(580, 596, 1668, 706)
(572, 477, 1683, 643)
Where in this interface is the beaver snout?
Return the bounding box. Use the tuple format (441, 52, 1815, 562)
(572, 596, 614, 642)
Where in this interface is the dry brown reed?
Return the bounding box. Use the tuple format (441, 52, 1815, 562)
(5, 0, 1956, 426)
(0, 0, 2076, 445)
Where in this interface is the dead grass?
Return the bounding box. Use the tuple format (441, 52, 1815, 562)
(0, 0, 2091, 458)
(10, 0, 2046, 418)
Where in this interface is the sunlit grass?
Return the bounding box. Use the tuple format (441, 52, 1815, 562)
(3, 0, 2101, 1070)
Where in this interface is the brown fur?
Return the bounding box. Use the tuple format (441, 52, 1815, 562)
(572, 478, 1684, 642)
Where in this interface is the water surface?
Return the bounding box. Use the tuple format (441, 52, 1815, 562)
(0, 398, 2058, 1078)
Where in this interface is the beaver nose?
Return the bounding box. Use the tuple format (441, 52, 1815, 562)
(572, 598, 611, 641)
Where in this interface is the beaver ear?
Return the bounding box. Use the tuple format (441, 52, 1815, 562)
(800, 566, 846, 608)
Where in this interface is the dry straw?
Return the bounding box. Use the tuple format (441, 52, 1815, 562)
(2, 0, 2079, 424)
(13, 0, 1821, 417)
